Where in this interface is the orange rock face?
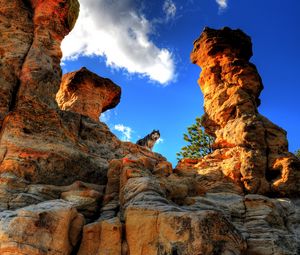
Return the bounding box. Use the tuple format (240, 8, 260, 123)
(190, 27, 300, 196)
(0, 200, 84, 255)
(16, 0, 79, 111)
(56, 67, 121, 122)
(0, 1, 33, 129)
(92, 153, 247, 255)
(0, 0, 123, 186)
(0, 1, 299, 253)
(77, 217, 122, 255)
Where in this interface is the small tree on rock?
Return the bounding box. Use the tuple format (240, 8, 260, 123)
(176, 116, 214, 160)
(295, 149, 300, 159)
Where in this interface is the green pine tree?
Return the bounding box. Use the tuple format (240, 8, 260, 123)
(176, 116, 214, 160)
(295, 149, 300, 159)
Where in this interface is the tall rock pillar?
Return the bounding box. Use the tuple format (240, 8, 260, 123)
(191, 27, 300, 196)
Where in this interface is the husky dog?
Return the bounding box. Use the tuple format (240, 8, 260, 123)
(136, 130, 160, 151)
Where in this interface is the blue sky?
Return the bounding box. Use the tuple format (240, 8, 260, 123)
(61, 0, 300, 166)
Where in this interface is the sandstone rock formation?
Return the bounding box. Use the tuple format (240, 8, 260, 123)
(78, 155, 247, 255)
(0, 0, 79, 124)
(189, 27, 300, 197)
(0, 0, 33, 129)
(56, 67, 121, 122)
(0, 1, 299, 254)
(77, 152, 300, 255)
(0, 200, 84, 254)
(0, 0, 122, 186)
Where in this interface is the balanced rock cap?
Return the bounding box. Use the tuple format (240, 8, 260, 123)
(191, 27, 253, 66)
(56, 67, 121, 121)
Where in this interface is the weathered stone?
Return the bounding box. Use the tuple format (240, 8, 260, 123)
(0, 200, 84, 255)
(0, 173, 105, 222)
(0, 3, 299, 254)
(0, 0, 105, 186)
(126, 208, 246, 255)
(0, 110, 122, 185)
(101, 153, 247, 255)
(175, 151, 244, 195)
(153, 161, 173, 177)
(17, 0, 79, 110)
(77, 217, 122, 255)
(182, 193, 300, 254)
(189, 27, 300, 196)
(56, 67, 121, 121)
(0, 0, 33, 129)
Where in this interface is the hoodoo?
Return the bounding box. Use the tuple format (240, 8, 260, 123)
(0, 1, 299, 254)
(56, 67, 121, 122)
(189, 27, 300, 196)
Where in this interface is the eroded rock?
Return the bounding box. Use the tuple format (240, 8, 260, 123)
(0, 0, 33, 129)
(189, 27, 300, 196)
(96, 154, 247, 255)
(0, 200, 84, 254)
(0, 2, 299, 254)
(77, 217, 122, 255)
(56, 67, 121, 121)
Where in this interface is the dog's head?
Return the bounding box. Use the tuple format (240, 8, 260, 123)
(150, 130, 160, 141)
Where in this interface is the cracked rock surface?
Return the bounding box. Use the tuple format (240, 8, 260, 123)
(0, 2, 299, 255)
(189, 27, 300, 197)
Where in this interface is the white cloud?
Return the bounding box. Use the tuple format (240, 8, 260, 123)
(156, 138, 164, 144)
(100, 109, 117, 123)
(114, 124, 132, 141)
(163, 0, 176, 21)
(61, 0, 175, 85)
(100, 112, 110, 123)
(216, 0, 228, 10)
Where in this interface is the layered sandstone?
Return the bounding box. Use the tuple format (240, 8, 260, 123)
(78, 155, 247, 255)
(0, 1, 33, 129)
(0, 200, 84, 254)
(79, 153, 300, 255)
(56, 67, 121, 122)
(0, 0, 79, 120)
(0, 1, 299, 254)
(0, 0, 122, 186)
(0, 0, 82, 184)
(189, 27, 300, 196)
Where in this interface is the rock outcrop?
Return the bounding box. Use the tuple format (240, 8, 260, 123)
(56, 67, 121, 122)
(0, 0, 79, 123)
(189, 27, 300, 196)
(0, 1, 299, 254)
(0, 0, 121, 186)
(0, 200, 84, 254)
(0, 0, 33, 129)
(78, 153, 300, 255)
(78, 155, 247, 255)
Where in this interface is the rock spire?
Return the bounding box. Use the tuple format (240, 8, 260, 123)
(189, 27, 300, 196)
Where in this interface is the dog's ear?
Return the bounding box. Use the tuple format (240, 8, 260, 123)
(152, 129, 160, 135)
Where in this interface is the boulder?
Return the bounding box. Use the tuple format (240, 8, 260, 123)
(0, 200, 84, 255)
